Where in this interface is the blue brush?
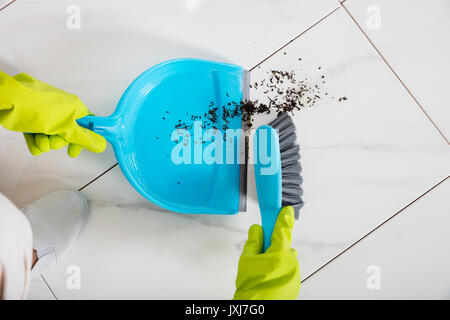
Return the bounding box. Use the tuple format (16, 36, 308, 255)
(254, 113, 303, 252)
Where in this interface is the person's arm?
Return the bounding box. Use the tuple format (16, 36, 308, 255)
(0, 70, 106, 157)
(233, 206, 301, 300)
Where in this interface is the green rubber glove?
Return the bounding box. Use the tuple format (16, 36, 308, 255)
(0, 70, 106, 157)
(233, 206, 300, 300)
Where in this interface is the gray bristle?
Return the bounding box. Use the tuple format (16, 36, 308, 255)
(269, 113, 304, 219)
(269, 112, 290, 128)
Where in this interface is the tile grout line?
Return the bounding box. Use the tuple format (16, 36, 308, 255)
(249, 6, 341, 72)
(302, 175, 449, 283)
(0, 0, 16, 11)
(40, 275, 58, 300)
(78, 163, 118, 191)
(340, 1, 449, 145)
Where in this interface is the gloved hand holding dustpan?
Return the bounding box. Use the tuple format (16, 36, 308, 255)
(0, 59, 249, 215)
(0, 70, 106, 158)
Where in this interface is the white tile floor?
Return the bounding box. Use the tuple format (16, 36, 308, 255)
(0, 0, 449, 299)
(299, 177, 450, 300)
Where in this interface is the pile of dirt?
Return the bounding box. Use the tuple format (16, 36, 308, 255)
(172, 63, 348, 134)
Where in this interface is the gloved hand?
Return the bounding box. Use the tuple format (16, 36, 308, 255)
(0, 70, 106, 157)
(233, 206, 300, 300)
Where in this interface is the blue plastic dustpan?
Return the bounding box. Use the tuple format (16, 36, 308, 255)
(77, 59, 249, 214)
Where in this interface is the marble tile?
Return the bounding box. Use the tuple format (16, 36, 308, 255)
(42, 166, 259, 299)
(40, 8, 449, 299)
(299, 178, 450, 299)
(26, 277, 56, 300)
(343, 0, 450, 140)
(248, 7, 450, 280)
(0, 0, 339, 206)
(0, 127, 116, 208)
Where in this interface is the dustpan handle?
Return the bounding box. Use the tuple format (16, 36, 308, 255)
(77, 115, 119, 142)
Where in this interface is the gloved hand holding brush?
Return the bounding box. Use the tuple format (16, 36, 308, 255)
(233, 206, 300, 300)
(0, 70, 106, 158)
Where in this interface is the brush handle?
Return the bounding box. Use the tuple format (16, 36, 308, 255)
(254, 125, 282, 252)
